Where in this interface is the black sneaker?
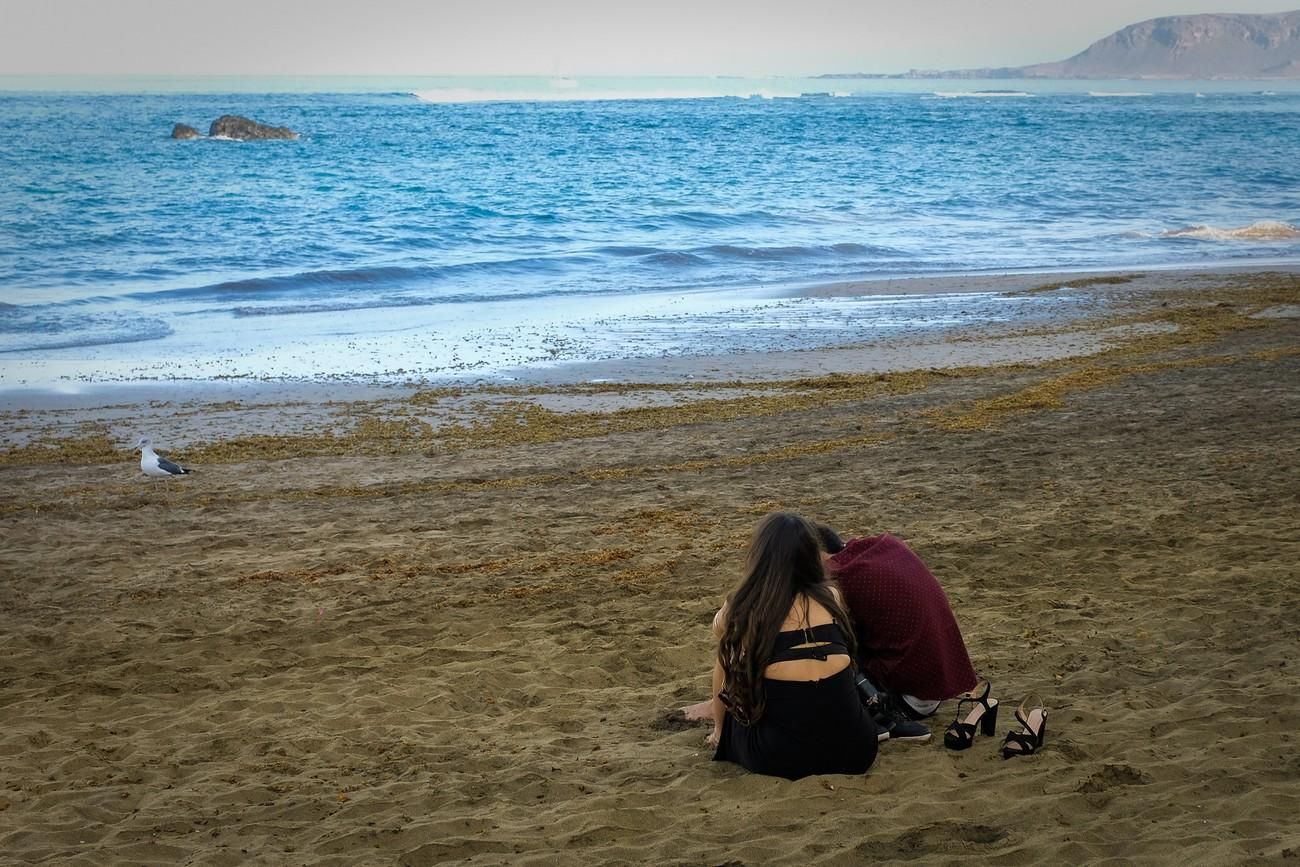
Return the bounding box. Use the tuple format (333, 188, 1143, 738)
(872, 694, 933, 744)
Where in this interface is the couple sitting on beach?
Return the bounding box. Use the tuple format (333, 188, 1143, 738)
(692, 512, 983, 780)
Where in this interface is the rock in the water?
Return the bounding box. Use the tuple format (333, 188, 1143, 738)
(171, 123, 201, 140)
(208, 115, 298, 141)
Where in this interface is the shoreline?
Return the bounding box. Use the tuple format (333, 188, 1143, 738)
(780, 258, 1300, 299)
(4, 263, 1297, 416)
(0, 265, 1295, 461)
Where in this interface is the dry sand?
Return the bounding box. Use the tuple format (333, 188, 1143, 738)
(1, 271, 1298, 864)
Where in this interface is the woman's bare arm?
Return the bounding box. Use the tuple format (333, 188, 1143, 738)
(707, 604, 728, 744)
(708, 656, 726, 745)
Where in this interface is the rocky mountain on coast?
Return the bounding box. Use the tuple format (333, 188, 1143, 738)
(824, 10, 1300, 80)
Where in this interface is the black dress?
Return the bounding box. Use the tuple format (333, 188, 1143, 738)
(713, 622, 878, 780)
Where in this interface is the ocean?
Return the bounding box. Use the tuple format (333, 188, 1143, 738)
(1, 75, 1298, 390)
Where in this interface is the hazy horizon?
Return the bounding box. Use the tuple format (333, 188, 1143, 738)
(3, 1, 1299, 78)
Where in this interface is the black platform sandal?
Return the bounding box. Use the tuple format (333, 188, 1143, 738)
(943, 681, 998, 750)
(1001, 696, 1048, 759)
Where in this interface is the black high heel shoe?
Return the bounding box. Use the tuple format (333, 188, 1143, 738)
(1001, 696, 1048, 759)
(943, 681, 999, 750)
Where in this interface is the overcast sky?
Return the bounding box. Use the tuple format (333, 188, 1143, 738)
(2, 1, 1297, 76)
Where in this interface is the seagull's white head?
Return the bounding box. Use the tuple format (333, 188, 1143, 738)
(134, 437, 152, 452)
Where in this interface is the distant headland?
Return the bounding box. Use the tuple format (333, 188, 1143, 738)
(822, 10, 1300, 80)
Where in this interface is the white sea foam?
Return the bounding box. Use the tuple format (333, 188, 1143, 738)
(1161, 220, 1300, 241)
(412, 88, 773, 103)
(1088, 91, 1154, 97)
(411, 82, 807, 104)
(930, 90, 1034, 99)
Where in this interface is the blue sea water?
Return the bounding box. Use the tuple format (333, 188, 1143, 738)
(1, 76, 1298, 388)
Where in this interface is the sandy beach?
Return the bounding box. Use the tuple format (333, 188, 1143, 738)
(1, 269, 1298, 865)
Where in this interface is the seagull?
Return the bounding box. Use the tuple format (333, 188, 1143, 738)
(134, 437, 192, 477)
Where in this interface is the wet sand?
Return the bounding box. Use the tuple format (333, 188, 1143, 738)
(1, 270, 1298, 864)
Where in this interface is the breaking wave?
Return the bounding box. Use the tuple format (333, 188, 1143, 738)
(699, 242, 903, 261)
(410, 84, 826, 104)
(124, 241, 911, 308)
(1161, 220, 1300, 241)
(0, 308, 173, 353)
(930, 91, 1034, 99)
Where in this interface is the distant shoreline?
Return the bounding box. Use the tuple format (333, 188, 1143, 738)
(3, 74, 1299, 95)
(815, 72, 1300, 81)
(822, 11, 1300, 82)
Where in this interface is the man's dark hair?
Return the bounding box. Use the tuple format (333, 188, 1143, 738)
(814, 522, 846, 555)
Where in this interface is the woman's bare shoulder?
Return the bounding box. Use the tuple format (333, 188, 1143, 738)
(782, 590, 837, 629)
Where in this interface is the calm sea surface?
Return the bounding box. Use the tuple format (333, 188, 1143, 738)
(1, 76, 1298, 387)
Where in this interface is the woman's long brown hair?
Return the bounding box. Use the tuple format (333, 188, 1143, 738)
(717, 512, 858, 725)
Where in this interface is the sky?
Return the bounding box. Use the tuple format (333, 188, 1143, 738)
(1, 0, 1297, 77)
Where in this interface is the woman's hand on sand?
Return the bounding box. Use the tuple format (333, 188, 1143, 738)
(705, 728, 720, 747)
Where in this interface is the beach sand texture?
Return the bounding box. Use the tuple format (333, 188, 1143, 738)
(1, 273, 1298, 864)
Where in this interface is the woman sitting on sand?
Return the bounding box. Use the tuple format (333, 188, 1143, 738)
(709, 512, 878, 779)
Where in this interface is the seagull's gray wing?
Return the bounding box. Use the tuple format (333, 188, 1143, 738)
(156, 457, 190, 475)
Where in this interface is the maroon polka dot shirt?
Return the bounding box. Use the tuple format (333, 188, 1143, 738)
(830, 534, 978, 701)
